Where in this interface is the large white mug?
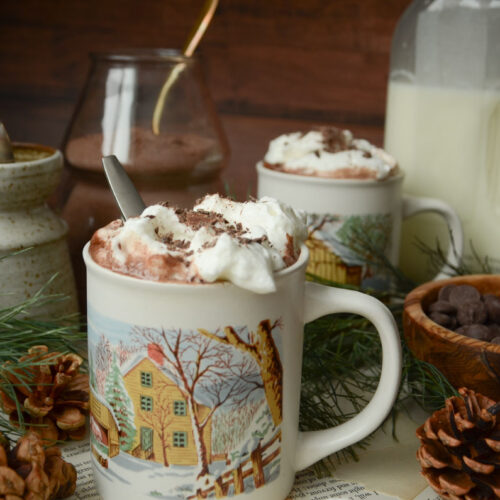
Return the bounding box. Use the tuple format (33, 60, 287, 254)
(84, 243, 401, 500)
(257, 163, 464, 289)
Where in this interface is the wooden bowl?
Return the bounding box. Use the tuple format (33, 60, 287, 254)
(403, 275, 500, 400)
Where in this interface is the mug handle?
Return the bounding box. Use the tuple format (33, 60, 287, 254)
(402, 194, 464, 281)
(294, 282, 402, 471)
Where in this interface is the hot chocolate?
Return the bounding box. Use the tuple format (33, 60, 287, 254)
(89, 194, 308, 293)
(65, 127, 219, 178)
(262, 126, 398, 180)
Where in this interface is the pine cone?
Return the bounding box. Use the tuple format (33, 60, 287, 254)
(417, 387, 500, 499)
(0, 430, 76, 499)
(0, 346, 89, 442)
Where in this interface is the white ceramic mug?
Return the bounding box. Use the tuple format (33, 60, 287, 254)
(257, 163, 464, 289)
(84, 243, 401, 500)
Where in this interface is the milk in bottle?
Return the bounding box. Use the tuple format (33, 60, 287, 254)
(384, 0, 500, 282)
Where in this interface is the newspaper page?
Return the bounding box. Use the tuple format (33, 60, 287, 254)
(289, 470, 399, 499)
(63, 440, 99, 500)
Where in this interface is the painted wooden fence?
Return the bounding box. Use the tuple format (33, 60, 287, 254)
(189, 430, 281, 499)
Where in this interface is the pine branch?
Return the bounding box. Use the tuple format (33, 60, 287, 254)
(299, 235, 479, 473)
(0, 278, 86, 436)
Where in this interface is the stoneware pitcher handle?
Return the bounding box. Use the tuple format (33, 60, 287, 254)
(294, 282, 402, 472)
(402, 194, 464, 281)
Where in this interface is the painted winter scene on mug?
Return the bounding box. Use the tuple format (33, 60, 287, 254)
(87, 305, 283, 499)
(305, 212, 393, 289)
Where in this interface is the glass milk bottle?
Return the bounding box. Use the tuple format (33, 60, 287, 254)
(384, 0, 500, 283)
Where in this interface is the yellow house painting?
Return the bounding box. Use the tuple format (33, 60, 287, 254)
(90, 386, 121, 461)
(306, 236, 362, 285)
(122, 355, 213, 466)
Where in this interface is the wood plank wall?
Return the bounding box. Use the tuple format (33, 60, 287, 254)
(0, 0, 410, 197)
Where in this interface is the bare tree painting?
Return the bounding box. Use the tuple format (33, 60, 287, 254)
(94, 334, 112, 395)
(198, 319, 283, 426)
(139, 381, 174, 466)
(117, 339, 136, 366)
(307, 213, 340, 237)
(131, 327, 262, 478)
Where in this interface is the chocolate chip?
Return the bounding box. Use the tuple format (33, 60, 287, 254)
(456, 324, 492, 341)
(438, 284, 457, 302)
(429, 312, 456, 329)
(429, 300, 457, 315)
(449, 285, 482, 307)
(456, 300, 488, 326)
(488, 324, 500, 338)
(484, 294, 500, 323)
(484, 293, 498, 301)
(427, 283, 500, 344)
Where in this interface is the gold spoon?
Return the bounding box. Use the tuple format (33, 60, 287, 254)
(152, 0, 219, 135)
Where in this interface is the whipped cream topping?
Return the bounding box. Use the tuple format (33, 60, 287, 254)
(90, 194, 308, 293)
(263, 127, 398, 180)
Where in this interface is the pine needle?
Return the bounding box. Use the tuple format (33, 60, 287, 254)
(414, 237, 492, 276)
(299, 234, 475, 473)
(0, 275, 86, 435)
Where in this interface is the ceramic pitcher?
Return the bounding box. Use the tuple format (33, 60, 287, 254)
(0, 143, 78, 318)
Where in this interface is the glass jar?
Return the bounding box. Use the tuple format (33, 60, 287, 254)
(58, 49, 229, 304)
(384, 0, 500, 282)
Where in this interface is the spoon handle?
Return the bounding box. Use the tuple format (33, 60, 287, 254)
(102, 155, 146, 220)
(183, 0, 219, 57)
(152, 0, 219, 135)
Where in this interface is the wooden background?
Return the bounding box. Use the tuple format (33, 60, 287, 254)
(0, 0, 410, 196)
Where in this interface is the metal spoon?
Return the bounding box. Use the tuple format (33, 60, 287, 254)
(152, 0, 219, 135)
(102, 155, 146, 220)
(0, 122, 15, 163)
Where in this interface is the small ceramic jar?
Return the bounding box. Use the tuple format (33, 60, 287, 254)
(0, 143, 78, 318)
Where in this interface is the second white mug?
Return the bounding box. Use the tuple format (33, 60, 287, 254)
(257, 163, 464, 289)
